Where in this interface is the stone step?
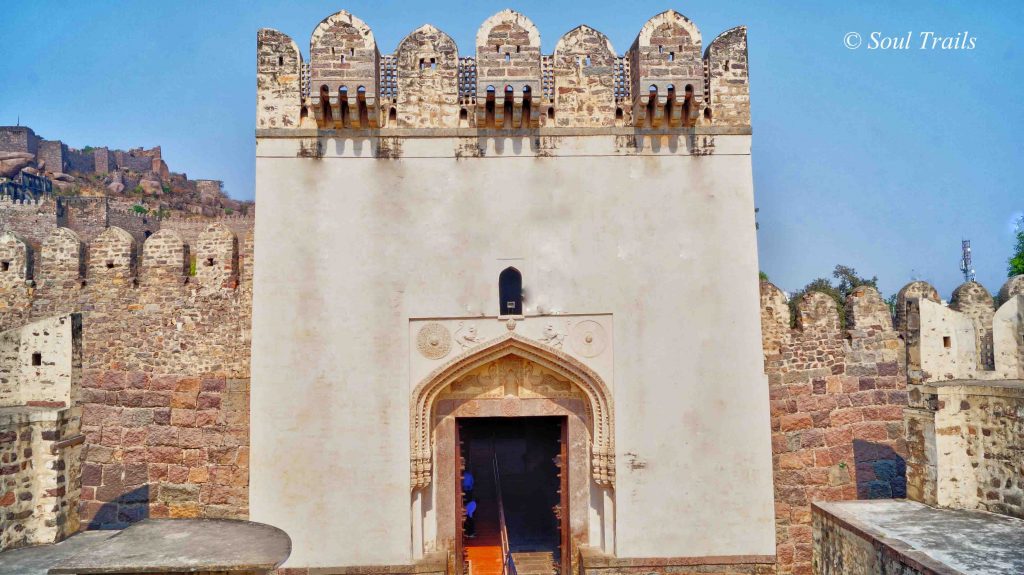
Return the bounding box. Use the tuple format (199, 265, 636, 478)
(511, 551, 556, 575)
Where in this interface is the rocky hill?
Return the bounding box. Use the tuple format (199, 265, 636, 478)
(0, 125, 251, 219)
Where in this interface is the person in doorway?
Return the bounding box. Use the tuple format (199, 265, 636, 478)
(462, 470, 475, 501)
(465, 499, 477, 538)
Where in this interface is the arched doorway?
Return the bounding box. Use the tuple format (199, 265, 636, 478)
(410, 334, 615, 574)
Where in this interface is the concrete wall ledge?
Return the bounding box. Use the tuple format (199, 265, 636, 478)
(49, 519, 291, 574)
(813, 500, 1024, 575)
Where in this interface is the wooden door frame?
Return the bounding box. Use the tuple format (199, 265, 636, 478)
(455, 421, 465, 575)
(558, 416, 570, 575)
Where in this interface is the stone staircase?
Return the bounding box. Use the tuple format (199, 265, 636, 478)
(511, 551, 557, 575)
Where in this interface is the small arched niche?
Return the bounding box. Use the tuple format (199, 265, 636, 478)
(498, 267, 522, 316)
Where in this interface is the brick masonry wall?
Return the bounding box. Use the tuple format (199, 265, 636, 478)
(761, 283, 908, 575)
(0, 223, 252, 529)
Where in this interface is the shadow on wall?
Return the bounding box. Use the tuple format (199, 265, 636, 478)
(86, 486, 149, 530)
(853, 440, 907, 499)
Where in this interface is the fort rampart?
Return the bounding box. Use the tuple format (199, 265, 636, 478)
(257, 9, 750, 132)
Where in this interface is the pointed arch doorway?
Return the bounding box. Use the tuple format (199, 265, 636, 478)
(410, 334, 615, 575)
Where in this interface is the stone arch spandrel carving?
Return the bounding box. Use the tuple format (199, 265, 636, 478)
(410, 332, 614, 490)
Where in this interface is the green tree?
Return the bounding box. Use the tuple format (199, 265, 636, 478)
(788, 265, 879, 327)
(1009, 216, 1024, 278)
(131, 204, 148, 215)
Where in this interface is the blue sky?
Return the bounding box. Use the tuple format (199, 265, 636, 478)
(1, 1, 1021, 298)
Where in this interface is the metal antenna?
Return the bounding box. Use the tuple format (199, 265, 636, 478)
(959, 239, 975, 283)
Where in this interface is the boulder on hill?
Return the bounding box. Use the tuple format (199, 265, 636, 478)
(107, 182, 125, 194)
(0, 152, 35, 178)
(139, 178, 163, 195)
(51, 172, 75, 182)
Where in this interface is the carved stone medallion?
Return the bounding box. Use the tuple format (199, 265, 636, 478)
(570, 320, 607, 358)
(416, 322, 452, 360)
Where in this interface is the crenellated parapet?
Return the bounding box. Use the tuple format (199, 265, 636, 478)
(897, 276, 1024, 518)
(256, 8, 750, 131)
(309, 10, 380, 129)
(257, 29, 304, 129)
(394, 25, 460, 128)
(759, 282, 908, 575)
(628, 10, 705, 128)
(897, 276, 1024, 383)
(0, 224, 252, 377)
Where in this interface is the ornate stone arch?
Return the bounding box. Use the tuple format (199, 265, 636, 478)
(411, 332, 614, 490)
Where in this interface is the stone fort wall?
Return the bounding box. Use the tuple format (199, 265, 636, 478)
(0, 223, 252, 528)
(257, 9, 750, 131)
(0, 199, 1020, 568)
(762, 275, 1024, 575)
(761, 284, 908, 575)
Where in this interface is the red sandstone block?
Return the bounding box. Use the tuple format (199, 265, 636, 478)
(851, 421, 889, 442)
(178, 428, 205, 449)
(793, 563, 813, 575)
(0, 491, 15, 506)
(201, 378, 227, 392)
(236, 447, 249, 468)
(175, 378, 201, 393)
(124, 463, 148, 486)
(148, 463, 169, 481)
(100, 372, 127, 391)
(147, 446, 182, 464)
(122, 447, 148, 463)
(791, 505, 813, 524)
(778, 452, 808, 470)
(197, 392, 221, 410)
(830, 408, 864, 427)
(153, 408, 171, 425)
(775, 544, 795, 565)
(149, 375, 180, 391)
(99, 427, 122, 447)
(171, 409, 197, 427)
(81, 370, 104, 389)
(81, 463, 102, 487)
(127, 372, 149, 390)
(780, 414, 813, 432)
(772, 433, 789, 454)
(171, 392, 198, 409)
(82, 404, 120, 427)
(195, 410, 220, 427)
(183, 449, 208, 467)
(814, 445, 852, 467)
(168, 465, 189, 483)
(122, 427, 147, 447)
(147, 425, 178, 446)
(141, 392, 171, 408)
(824, 427, 853, 447)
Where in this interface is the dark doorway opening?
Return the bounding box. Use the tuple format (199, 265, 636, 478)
(457, 417, 566, 575)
